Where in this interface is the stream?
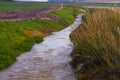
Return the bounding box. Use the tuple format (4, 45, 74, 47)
(0, 14, 82, 80)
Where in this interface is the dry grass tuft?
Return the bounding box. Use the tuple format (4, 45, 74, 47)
(71, 8, 120, 80)
(23, 29, 44, 37)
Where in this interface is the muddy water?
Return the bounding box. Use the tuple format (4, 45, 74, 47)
(0, 14, 82, 80)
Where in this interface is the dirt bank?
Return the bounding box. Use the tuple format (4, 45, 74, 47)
(0, 5, 62, 21)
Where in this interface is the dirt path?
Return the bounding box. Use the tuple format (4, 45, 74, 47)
(0, 14, 82, 80)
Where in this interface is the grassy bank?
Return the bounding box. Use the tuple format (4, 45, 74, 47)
(0, 2, 54, 12)
(0, 6, 81, 69)
(70, 8, 120, 80)
(0, 19, 62, 69)
(50, 7, 81, 26)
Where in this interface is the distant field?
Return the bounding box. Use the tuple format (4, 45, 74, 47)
(0, 2, 119, 13)
(65, 3, 120, 7)
(0, 2, 54, 12)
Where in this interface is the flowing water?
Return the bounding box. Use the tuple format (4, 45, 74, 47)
(0, 14, 82, 80)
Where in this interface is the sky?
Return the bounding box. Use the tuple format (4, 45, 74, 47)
(14, 0, 48, 2)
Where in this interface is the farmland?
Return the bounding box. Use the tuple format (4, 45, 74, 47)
(0, 1, 120, 80)
(0, 2, 81, 69)
(0, 2, 54, 12)
(65, 3, 120, 7)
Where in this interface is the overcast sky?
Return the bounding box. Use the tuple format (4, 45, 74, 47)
(14, 0, 48, 2)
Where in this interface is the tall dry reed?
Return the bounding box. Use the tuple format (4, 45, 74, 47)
(71, 8, 120, 80)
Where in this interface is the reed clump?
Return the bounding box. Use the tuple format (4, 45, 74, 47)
(70, 8, 120, 80)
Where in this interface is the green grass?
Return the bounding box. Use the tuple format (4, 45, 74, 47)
(0, 6, 81, 69)
(70, 8, 120, 80)
(0, 1, 54, 12)
(0, 19, 63, 69)
(50, 7, 81, 26)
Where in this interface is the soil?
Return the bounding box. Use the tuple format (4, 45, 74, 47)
(0, 5, 62, 22)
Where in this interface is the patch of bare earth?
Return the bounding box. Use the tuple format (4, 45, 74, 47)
(0, 5, 62, 22)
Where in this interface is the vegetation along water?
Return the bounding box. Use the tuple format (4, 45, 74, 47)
(70, 7, 120, 80)
(0, 2, 81, 69)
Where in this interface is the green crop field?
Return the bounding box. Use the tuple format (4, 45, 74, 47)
(0, 1, 54, 12)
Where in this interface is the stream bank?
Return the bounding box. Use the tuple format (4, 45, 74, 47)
(0, 14, 82, 80)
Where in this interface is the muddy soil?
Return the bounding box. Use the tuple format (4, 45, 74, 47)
(0, 5, 62, 21)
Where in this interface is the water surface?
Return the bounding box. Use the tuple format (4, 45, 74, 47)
(0, 14, 82, 80)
